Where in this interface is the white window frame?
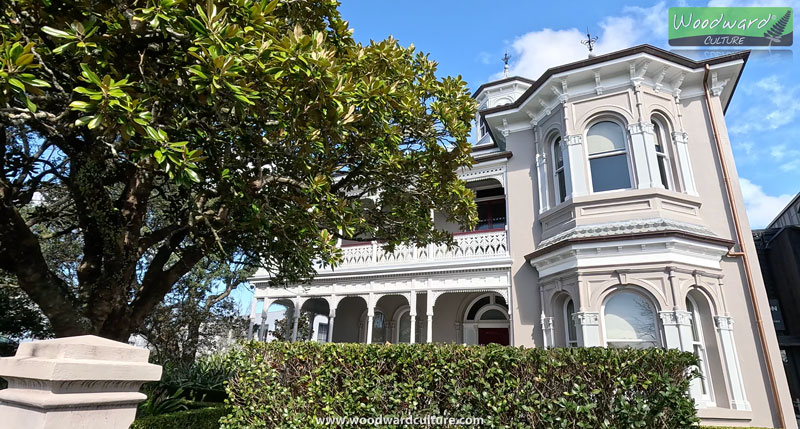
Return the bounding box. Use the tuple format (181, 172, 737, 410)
(552, 136, 567, 204)
(687, 296, 715, 406)
(585, 119, 635, 194)
(601, 290, 662, 349)
(651, 118, 674, 191)
(564, 298, 578, 347)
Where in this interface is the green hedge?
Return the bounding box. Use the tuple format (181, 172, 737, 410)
(222, 341, 700, 428)
(130, 406, 227, 429)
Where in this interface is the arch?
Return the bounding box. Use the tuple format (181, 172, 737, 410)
(392, 305, 413, 343)
(601, 287, 663, 349)
(683, 283, 721, 316)
(591, 278, 669, 311)
(584, 117, 634, 193)
(575, 105, 635, 132)
(492, 96, 513, 107)
(359, 308, 387, 343)
(649, 112, 679, 191)
(462, 292, 510, 345)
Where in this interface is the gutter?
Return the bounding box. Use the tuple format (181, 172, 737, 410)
(703, 64, 786, 428)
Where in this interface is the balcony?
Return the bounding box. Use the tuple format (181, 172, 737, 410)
(325, 229, 510, 274)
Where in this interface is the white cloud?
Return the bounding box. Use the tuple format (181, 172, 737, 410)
(708, 0, 800, 7)
(738, 178, 794, 228)
(494, 2, 667, 80)
(728, 75, 800, 135)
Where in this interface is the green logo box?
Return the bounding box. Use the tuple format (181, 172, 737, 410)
(669, 7, 793, 47)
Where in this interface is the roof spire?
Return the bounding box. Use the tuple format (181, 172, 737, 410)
(502, 51, 511, 78)
(581, 28, 599, 58)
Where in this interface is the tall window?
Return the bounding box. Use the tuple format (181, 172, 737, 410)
(317, 323, 329, 343)
(371, 311, 386, 343)
(564, 298, 578, 347)
(397, 310, 411, 343)
(587, 121, 632, 192)
(603, 290, 660, 349)
(479, 118, 488, 137)
(475, 187, 506, 230)
(687, 297, 713, 403)
(553, 137, 567, 203)
(652, 119, 673, 190)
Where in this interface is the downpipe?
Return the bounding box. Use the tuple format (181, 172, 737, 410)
(703, 64, 787, 428)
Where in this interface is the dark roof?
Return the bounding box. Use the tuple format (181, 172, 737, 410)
(473, 151, 512, 163)
(470, 142, 497, 152)
(471, 76, 536, 98)
(767, 192, 800, 229)
(480, 44, 750, 116)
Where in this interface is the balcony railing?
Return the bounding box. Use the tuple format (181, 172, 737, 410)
(328, 229, 509, 271)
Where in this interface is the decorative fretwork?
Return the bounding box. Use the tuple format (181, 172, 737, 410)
(336, 230, 508, 270)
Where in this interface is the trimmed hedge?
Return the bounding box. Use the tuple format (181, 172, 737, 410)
(222, 341, 700, 428)
(130, 406, 227, 429)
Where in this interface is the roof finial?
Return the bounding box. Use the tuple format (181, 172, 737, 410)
(581, 28, 599, 58)
(502, 51, 511, 78)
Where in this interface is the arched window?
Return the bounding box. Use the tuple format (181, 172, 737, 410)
(464, 294, 510, 346)
(371, 311, 386, 343)
(586, 121, 632, 192)
(564, 298, 578, 347)
(552, 136, 567, 203)
(652, 119, 673, 190)
(687, 297, 713, 403)
(397, 309, 411, 343)
(603, 290, 660, 349)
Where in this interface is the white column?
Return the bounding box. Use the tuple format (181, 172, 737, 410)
(290, 298, 300, 342)
(247, 297, 258, 339)
(672, 131, 698, 196)
(564, 135, 588, 197)
(409, 292, 417, 344)
(426, 314, 433, 343)
(536, 152, 550, 213)
(659, 311, 693, 351)
(327, 311, 335, 343)
(627, 122, 659, 189)
(366, 311, 374, 344)
(541, 316, 555, 348)
(715, 316, 751, 410)
(426, 291, 436, 343)
(574, 312, 602, 347)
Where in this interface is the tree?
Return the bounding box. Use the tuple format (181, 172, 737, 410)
(0, 281, 52, 340)
(0, 0, 476, 340)
(136, 255, 252, 364)
(269, 305, 312, 342)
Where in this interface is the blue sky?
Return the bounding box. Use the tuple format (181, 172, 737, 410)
(233, 0, 800, 312)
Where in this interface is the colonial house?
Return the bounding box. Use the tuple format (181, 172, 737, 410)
(248, 45, 795, 428)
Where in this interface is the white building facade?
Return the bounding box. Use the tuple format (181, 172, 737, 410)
(249, 45, 795, 428)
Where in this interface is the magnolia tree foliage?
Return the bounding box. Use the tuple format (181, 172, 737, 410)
(0, 0, 476, 340)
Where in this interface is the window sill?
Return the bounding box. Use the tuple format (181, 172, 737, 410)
(696, 406, 753, 421)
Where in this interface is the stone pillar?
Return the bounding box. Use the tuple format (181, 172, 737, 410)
(247, 297, 258, 339)
(426, 291, 437, 344)
(0, 336, 162, 429)
(672, 131, 698, 196)
(628, 122, 659, 189)
(409, 293, 417, 344)
(290, 301, 300, 342)
(573, 312, 602, 347)
(426, 314, 433, 343)
(366, 312, 374, 344)
(715, 316, 751, 410)
(258, 313, 268, 341)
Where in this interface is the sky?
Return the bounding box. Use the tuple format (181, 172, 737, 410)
(233, 0, 800, 312)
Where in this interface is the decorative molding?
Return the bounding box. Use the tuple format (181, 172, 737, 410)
(710, 71, 730, 97)
(573, 312, 600, 325)
(715, 315, 734, 331)
(627, 121, 654, 135)
(564, 134, 583, 146)
(593, 69, 603, 95)
(659, 310, 692, 325)
(671, 131, 689, 145)
(654, 67, 668, 93)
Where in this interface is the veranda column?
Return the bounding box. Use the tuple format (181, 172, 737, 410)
(366, 294, 375, 344)
(426, 291, 437, 343)
(247, 297, 257, 339)
(564, 135, 588, 197)
(573, 312, 602, 347)
(409, 292, 417, 344)
(327, 309, 335, 343)
(290, 298, 300, 342)
(715, 315, 751, 410)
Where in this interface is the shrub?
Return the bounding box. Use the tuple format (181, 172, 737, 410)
(222, 341, 700, 428)
(130, 406, 227, 429)
(159, 354, 231, 402)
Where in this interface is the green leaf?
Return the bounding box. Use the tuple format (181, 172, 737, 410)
(87, 114, 103, 129)
(79, 64, 101, 86)
(7, 78, 26, 91)
(41, 26, 74, 39)
(185, 16, 208, 35)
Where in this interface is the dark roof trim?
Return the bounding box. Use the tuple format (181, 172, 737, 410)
(524, 229, 735, 260)
(481, 44, 750, 116)
(766, 192, 800, 229)
(473, 151, 512, 163)
(471, 142, 497, 152)
(472, 76, 536, 98)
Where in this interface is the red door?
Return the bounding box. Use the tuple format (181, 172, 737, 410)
(478, 328, 509, 346)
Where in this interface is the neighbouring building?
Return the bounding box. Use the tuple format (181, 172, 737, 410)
(755, 193, 800, 420)
(249, 45, 795, 427)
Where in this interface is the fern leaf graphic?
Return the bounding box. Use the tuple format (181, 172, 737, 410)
(764, 10, 792, 42)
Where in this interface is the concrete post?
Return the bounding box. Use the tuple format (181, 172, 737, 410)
(0, 335, 162, 429)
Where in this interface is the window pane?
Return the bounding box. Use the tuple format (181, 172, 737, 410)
(317, 323, 328, 343)
(554, 138, 563, 168)
(476, 203, 490, 230)
(590, 154, 632, 192)
(587, 121, 626, 155)
(566, 300, 577, 344)
(652, 121, 665, 153)
(398, 312, 411, 343)
(467, 297, 491, 320)
(476, 187, 504, 199)
(604, 291, 659, 347)
(480, 309, 507, 320)
(557, 171, 567, 202)
(658, 156, 670, 190)
(489, 199, 506, 228)
(372, 312, 385, 343)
